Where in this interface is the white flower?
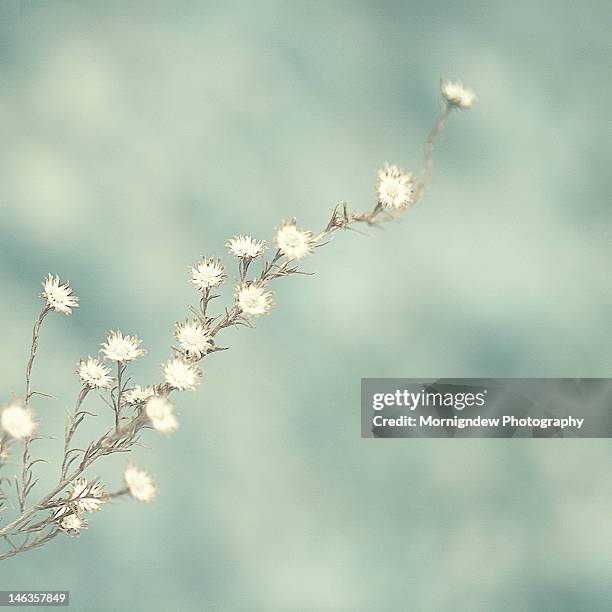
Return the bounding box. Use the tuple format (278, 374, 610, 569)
(101, 330, 144, 363)
(1, 403, 36, 439)
(57, 511, 88, 535)
(70, 478, 107, 513)
(236, 283, 273, 317)
(376, 165, 415, 209)
(124, 464, 157, 503)
(78, 357, 112, 389)
(275, 221, 315, 260)
(42, 274, 79, 315)
(145, 396, 179, 434)
(190, 258, 226, 291)
(124, 385, 155, 405)
(226, 235, 266, 259)
(163, 358, 202, 391)
(175, 321, 212, 359)
(441, 79, 477, 109)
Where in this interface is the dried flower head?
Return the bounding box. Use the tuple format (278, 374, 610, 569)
(57, 511, 88, 535)
(376, 165, 416, 209)
(42, 274, 79, 315)
(101, 330, 144, 363)
(145, 396, 178, 434)
(226, 235, 267, 259)
(175, 321, 213, 359)
(124, 385, 156, 405)
(78, 357, 112, 389)
(275, 220, 315, 260)
(236, 283, 273, 317)
(441, 79, 477, 109)
(190, 257, 226, 291)
(70, 478, 107, 513)
(163, 358, 202, 391)
(1, 403, 36, 439)
(124, 464, 157, 503)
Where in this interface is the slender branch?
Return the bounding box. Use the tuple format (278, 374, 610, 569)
(18, 306, 51, 513)
(0, 434, 8, 468)
(0, 527, 59, 561)
(414, 102, 453, 202)
(25, 306, 51, 404)
(205, 107, 455, 346)
(113, 363, 126, 431)
(108, 487, 128, 499)
(60, 386, 90, 481)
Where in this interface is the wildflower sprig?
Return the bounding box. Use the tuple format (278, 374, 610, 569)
(0, 79, 475, 560)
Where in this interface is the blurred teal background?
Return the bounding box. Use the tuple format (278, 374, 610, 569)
(1, 1, 611, 610)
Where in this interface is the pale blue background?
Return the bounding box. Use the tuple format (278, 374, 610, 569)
(0, 1, 611, 610)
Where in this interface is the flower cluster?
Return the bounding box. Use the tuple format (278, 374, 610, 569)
(275, 221, 315, 260)
(236, 283, 273, 316)
(227, 235, 266, 259)
(124, 385, 155, 405)
(42, 274, 79, 315)
(145, 396, 178, 433)
(124, 465, 157, 503)
(101, 331, 144, 363)
(190, 258, 226, 290)
(163, 358, 202, 391)
(376, 165, 416, 209)
(441, 79, 477, 109)
(54, 478, 108, 536)
(0, 403, 36, 439)
(78, 357, 112, 389)
(56, 512, 88, 535)
(175, 321, 212, 359)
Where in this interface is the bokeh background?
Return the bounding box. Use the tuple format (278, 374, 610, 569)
(1, 1, 611, 610)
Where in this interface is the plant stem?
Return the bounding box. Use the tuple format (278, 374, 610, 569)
(414, 102, 453, 202)
(25, 306, 50, 404)
(115, 363, 124, 431)
(59, 386, 90, 481)
(19, 305, 51, 512)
